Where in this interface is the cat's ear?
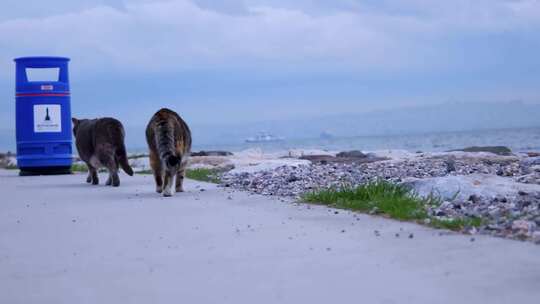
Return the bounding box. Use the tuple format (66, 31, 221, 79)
(72, 117, 79, 125)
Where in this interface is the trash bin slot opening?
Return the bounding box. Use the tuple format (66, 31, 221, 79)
(25, 68, 60, 82)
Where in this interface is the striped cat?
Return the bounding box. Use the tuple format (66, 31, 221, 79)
(145, 108, 192, 197)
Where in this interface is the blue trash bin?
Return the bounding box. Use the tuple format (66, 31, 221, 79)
(14, 56, 73, 175)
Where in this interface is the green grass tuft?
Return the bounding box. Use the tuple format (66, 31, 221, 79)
(136, 168, 222, 183)
(186, 168, 221, 183)
(128, 153, 149, 160)
(302, 179, 481, 232)
(136, 170, 153, 175)
(71, 163, 88, 172)
(302, 180, 430, 221)
(5, 163, 18, 170)
(430, 217, 483, 231)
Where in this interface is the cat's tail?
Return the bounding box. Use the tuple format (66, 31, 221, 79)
(116, 144, 134, 176)
(156, 121, 181, 170)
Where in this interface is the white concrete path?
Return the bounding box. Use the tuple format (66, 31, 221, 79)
(1, 169, 539, 304)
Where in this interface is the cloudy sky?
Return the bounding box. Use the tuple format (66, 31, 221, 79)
(1, 0, 540, 134)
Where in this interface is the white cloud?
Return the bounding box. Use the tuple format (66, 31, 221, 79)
(0, 0, 539, 78)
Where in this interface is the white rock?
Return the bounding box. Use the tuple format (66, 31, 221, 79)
(285, 149, 336, 158)
(404, 174, 540, 201)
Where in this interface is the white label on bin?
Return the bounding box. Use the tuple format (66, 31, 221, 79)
(41, 85, 53, 91)
(34, 105, 61, 133)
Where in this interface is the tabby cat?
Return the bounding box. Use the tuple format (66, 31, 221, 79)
(145, 108, 192, 197)
(72, 117, 134, 186)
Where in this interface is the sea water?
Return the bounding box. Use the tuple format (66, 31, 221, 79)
(193, 127, 540, 153)
(3, 127, 538, 154)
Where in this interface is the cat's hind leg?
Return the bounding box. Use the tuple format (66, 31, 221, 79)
(105, 162, 120, 187)
(175, 167, 186, 193)
(109, 169, 120, 187)
(88, 165, 99, 185)
(162, 170, 174, 197)
(100, 153, 120, 187)
(86, 165, 93, 183)
(149, 151, 163, 193)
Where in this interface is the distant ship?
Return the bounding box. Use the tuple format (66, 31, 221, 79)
(319, 131, 335, 139)
(245, 132, 285, 143)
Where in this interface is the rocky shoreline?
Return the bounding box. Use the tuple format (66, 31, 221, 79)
(220, 148, 540, 243)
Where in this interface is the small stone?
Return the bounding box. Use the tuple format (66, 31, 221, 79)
(435, 211, 446, 217)
(408, 233, 414, 239)
(445, 159, 456, 173)
(512, 220, 535, 235)
(374, 230, 380, 237)
(286, 175, 299, 182)
(470, 237, 476, 242)
(468, 195, 480, 204)
(395, 233, 400, 238)
(440, 201, 452, 209)
(532, 231, 540, 244)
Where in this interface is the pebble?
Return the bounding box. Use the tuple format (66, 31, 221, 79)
(532, 231, 540, 244)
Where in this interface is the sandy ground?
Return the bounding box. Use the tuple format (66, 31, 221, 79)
(1, 169, 539, 304)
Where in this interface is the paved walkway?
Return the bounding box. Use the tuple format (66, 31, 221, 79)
(1, 169, 539, 303)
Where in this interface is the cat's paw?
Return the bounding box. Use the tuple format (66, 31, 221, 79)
(175, 186, 184, 193)
(156, 186, 163, 193)
(162, 190, 172, 197)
